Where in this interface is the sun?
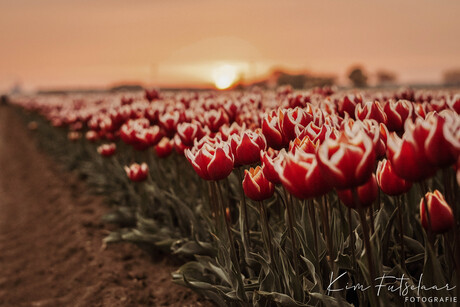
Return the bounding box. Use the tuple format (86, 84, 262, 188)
(212, 64, 238, 90)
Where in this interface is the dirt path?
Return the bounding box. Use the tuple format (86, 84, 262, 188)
(0, 105, 209, 307)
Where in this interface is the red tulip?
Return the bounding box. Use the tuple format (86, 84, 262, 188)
(289, 135, 318, 155)
(145, 88, 160, 102)
(360, 119, 386, 159)
(173, 134, 189, 155)
(230, 131, 266, 166)
(131, 126, 163, 151)
(337, 174, 378, 209)
(220, 122, 245, 141)
(447, 94, 460, 114)
(154, 137, 173, 158)
(120, 119, 150, 145)
(356, 101, 387, 125)
(420, 190, 454, 234)
(317, 129, 375, 189)
(97, 143, 116, 157)
(124, 163, 149, 182)
(383, 99, 413, 132)
(204, 108, 229, 133)
(386, 120, 437, 182)
(243, 166, 275, 201)
(223, 100, 240, 122)
(260, 149, 282, 184)
(85, 130, 99, 142)
(423, 112, 460, 168)
(376, 159, 412, 195)
(280, 107, 312, 141)
(413, 103, 429, 119)
(177, 121, 206, 146)
(338, 93, 362, 118)
(297, 122, 337, 144)
(261, 111, 287, 150)
(276, 150, 331, 199)
(159, 111, 180, 137)
(185, 143, 234, 181)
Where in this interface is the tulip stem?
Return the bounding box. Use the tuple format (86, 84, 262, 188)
(396, 195, 406, 271)
(348, 207, 357, 273)
(368, 204, 375, 236)
(309, 199, 319, 268)
(275, 188, 287, 220)
(353, 188, 379, 307)
(284, 189, 300, 278)
(208, 181, 218, 221)
(320, 196, 334, 269)
(236, 168, 251, 248)
(358, 206, 379, 307)
(216, 181, 247, 303)
(259, 201, 274, 263)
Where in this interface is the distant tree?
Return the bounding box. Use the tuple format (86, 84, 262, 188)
(304, 75, 336, 88)
(348, 66, 368, 88)
(276, 72, 306, 89)
(443, 69, 460, 85)
(376, 70, 397, 85)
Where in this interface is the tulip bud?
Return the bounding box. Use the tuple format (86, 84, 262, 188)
(85, 130, 99, 142)
(154, 137, 173, 158)
(97, 143, 116, 157)
(225, 207, 232, 224)
(124, 163, 149, 182)
(376, 159, 412, 195)
(420, 190, 454, 234)
(243, 166, 275, 201)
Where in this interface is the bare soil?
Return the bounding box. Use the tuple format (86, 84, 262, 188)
(0, 105, 211, 307)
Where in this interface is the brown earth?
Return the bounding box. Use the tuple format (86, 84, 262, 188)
(0, 105, 211, 307)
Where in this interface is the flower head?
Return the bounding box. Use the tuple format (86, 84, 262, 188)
(243, 166, 275, 201)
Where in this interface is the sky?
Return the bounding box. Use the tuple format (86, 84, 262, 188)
(1, 0, 460, 91)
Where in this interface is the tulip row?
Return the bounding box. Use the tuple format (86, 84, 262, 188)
(12, 87, 459, 306)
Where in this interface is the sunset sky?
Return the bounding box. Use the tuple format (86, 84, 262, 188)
(1, 0, 460, 91)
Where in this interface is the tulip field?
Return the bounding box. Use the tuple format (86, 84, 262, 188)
(10, 87, 460, 306)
